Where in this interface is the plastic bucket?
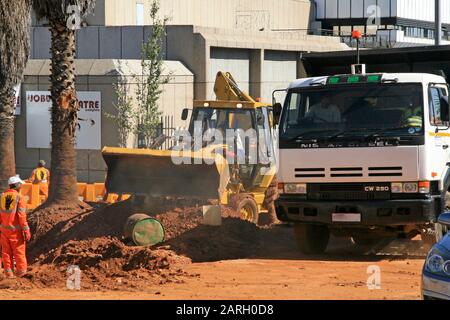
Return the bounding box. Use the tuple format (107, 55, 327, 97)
(124, 213, 165, 246)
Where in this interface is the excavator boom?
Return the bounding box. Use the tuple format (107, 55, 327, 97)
(214, 72, 256, 103)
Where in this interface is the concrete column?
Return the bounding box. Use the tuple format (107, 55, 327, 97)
(193, 37, 210, 100)
(249, 49, 264, 99)
(297, 52, 308, 79)
(435, 0, 442, 46)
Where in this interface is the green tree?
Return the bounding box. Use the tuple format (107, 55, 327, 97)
(0, 0, 31, 190)
(32, 0, 95, 205)
(135, 0, 171, 148)
(105, 81, 134, 148)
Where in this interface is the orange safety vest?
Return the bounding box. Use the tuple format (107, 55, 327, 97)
(31, 167, 50, 184)
(0, 189, 29, 235)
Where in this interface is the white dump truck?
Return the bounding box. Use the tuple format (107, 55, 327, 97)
(275, 67, 450, 254)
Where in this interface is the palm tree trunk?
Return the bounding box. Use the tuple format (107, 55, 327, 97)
(0, 90, 16, 190)
(47, 20, 79, 205)
(0, 0, 31, 190)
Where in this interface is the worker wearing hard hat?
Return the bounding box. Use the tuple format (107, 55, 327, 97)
(0, 176, 31, 278)
(28, 160, 50, 197)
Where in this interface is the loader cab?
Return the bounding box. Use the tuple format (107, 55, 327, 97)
(188, 101, 276, 189)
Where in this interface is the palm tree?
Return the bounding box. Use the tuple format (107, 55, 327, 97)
(33, 0, 95, 206)
(0, 0, 31, 190)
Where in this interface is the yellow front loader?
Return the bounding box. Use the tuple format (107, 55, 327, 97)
(102, 72, 278, 224)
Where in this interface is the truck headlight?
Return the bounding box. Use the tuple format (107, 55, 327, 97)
(391, 183, 403, 193)
(284, 183, 307, 194)
(391, 182, 429, 194)
(425, 247, 450, 277)
(403, 182, 418, 193)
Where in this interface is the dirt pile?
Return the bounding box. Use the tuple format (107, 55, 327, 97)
(25, 237, 194, 290)
(155, 207, 203, 240)
(165, 218, 260, 262)
(21, 199, 205, 289)
(19, 197, 287, 290)
(28, 199, 203, 260)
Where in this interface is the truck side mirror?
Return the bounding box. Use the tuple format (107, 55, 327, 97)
(440, 96, 449, 122)
(273, 103, 282, 124)
(181, 108, 189, 121)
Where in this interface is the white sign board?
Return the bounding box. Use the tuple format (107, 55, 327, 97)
(26, 91, 102, 150)
(14, 84, 21, 115)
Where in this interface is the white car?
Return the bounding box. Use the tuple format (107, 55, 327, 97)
(422, 213, 450, 300)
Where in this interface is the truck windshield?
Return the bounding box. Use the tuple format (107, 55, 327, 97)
(190, 108, 254, 135)
(281, 83, 424, 140)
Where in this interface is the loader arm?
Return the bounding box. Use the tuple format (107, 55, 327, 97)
(213, 72, 256, 103)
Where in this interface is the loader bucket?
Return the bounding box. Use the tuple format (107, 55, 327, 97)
(102, 147, 228, 199)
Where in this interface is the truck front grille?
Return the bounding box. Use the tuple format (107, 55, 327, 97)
(294, 167, 403, 178)
(307, 183, 391, 201)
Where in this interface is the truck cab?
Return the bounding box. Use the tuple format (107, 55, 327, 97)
(275, 72, 450, 254)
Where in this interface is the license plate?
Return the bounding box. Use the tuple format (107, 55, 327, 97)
(332, 213, 361, 222)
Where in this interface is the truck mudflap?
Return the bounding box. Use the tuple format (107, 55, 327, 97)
(102, 147, 230, 199)
(275, 196, 438, 226)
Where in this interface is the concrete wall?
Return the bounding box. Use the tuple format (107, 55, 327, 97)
(31, 26, 166, 60)
(209, 48, 250, 100)
(16, 59, 194, 183)
(47, 0, 313, 32)
(30, 25, 346, 102)
(262, 50, 298, 103)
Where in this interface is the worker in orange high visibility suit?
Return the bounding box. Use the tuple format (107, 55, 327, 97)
(0, 176, 31, 279)
(28, 160, 50, 198)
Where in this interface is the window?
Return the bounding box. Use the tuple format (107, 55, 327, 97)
(281, 83, 424, 138)
(429, 87, 448, 127)
(136, 3, 144, 26)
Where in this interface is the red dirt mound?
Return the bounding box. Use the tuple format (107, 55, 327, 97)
(164, 218, 260, 262)
(21, 197, 286, 290)
(22, 199, 205, 289)
(28, 199, 205, 260)
(25, 237, 194, 290)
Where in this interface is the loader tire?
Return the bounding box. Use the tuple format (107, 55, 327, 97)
(294, 224, 329, 255)
(231, 195, 259, 225)
(263, 176, 279, 224)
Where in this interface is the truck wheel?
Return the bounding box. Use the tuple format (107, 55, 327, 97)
(293, 224, 330, 254)
(231, 195, 259, 225)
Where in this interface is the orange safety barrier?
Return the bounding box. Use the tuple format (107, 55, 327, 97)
(17, 182, 130, 210)
(77, 183, 87, 202)
(19, 183, 41, 210)
(94, 183, 106, 202)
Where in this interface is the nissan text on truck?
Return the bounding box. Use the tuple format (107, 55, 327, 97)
(275, 65, 450, 254)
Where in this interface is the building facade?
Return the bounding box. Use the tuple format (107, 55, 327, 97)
(313, 0, 450, 47)
(33, 0, 314, 32)
(23, 0, 346, 181)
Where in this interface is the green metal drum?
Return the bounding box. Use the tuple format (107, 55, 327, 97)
(124, 213, 165, 246)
